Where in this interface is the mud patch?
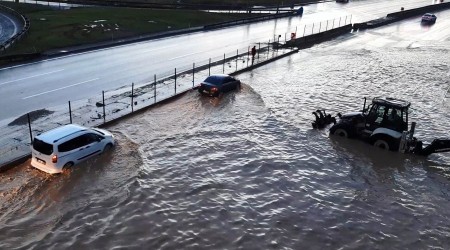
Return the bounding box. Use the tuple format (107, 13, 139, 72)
(8, 109, 54, 126)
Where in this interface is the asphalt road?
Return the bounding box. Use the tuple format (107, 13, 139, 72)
(0, 0, 444, 123)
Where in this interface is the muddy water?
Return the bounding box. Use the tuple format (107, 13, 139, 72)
(2, 32, 450, 249)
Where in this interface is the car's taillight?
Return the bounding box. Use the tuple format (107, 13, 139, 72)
(52, 155, 58, 163)
(211, 87, 218, 92)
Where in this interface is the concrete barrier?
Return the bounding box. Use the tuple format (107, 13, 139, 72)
(284, 24, 353, 48)
(387, 2, 450, 19)
(353, 2, 450, 31)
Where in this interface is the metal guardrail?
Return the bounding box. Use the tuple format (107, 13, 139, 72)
(0, 4, 30, 53)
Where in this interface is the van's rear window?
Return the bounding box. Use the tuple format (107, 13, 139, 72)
(33, 139, 53, 155)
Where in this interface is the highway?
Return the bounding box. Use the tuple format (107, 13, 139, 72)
(0, 0, 443, 122)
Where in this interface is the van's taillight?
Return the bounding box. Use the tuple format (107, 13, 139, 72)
(52, 155, 58, 163)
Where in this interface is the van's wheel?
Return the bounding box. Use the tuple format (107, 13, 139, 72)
(63, 162, 74, 169)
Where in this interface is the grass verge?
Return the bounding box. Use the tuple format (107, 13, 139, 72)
(1, 2, 259, 55)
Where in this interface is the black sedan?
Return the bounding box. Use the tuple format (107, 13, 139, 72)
(198, 74, 241, 97)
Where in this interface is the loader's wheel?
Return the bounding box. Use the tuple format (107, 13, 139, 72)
(373, 139, 390, 150)
(334, 128, 349, 138)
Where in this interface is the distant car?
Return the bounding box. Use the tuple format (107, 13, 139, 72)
(31, 124, 115, 174)
(198, 74, 241, 97)
(421, 13, 437, 23)
(336, 0, 349, 3)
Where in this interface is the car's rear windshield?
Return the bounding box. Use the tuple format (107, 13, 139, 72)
(33, 138, 53, 155)
(204, 76, 224, 85)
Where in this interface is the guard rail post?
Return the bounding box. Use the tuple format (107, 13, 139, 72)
(131, 83, 134, 112)
(69, 101, 72, 123)
(102, 91, 106, 123)
(27, 113, 32, 144)
(154, 75, 156, 103)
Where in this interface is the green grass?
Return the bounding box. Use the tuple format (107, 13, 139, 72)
(1, 3, 260, 55)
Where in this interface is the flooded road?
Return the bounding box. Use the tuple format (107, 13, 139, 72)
(2, 14, 450, 249)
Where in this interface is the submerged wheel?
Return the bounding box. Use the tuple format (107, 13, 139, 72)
(334, 128, 349, 138)
(103, 143, 113, 153)
(373, 139, 390, 150)
(371, 135, 398, 151)
(63, 162, 74, 169)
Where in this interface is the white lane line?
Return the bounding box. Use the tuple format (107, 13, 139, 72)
(169, 51, 200, 60)
(0, 69, 65, 86)
(22, 78, 99, 100)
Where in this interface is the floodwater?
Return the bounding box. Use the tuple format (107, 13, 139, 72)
(2, 20, 450, 249)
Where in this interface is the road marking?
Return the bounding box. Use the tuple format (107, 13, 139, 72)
(169, 51, 200, 60)
(22, 78, 99, 99)
(0, 69, 65, 86)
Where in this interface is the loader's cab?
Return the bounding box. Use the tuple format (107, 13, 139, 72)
(364, 97, 410, 133)
(329, 97, 450, 155)
(330, 97, 412, 151)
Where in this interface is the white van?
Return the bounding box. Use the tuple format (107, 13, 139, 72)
(31, 124, 115, 174)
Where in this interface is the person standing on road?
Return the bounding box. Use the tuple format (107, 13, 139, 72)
(251, 46, 256, 62)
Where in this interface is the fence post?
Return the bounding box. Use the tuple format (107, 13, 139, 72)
(295, 26, 298, 34)
(312, 23, 314, 34)
(208, 58, 211, 76)
(192, 63, 195, 87)
(174, 68, 177, 94)
(154, 74, 157, 103)
(131, 83, 134, 112)
(102, 91, 106, 123)
(350, 14, 352, 24)
(235, 49, 238, 72)
(27, 113, 32, 144)
(258, 43, 261, 59)
(69, 101, 72, 124)
(326, 20, 328, 31)
(345, 16, 347, 25)
(303, 25, 306, 37)
(319, 22, 322, 33)
(284, 33, 286, 43)
(332, 18, 335, 29)
(223, 54, 225, 73)
(339, 17, 342, 27)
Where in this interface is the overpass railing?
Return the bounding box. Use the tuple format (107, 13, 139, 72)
(0, 4, 30, 53)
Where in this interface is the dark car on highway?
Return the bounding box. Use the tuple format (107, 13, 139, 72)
(198, 74, 241, 97)
(421, 13, 437, 24)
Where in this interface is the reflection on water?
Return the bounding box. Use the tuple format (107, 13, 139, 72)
(1, 34, 450, 249)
